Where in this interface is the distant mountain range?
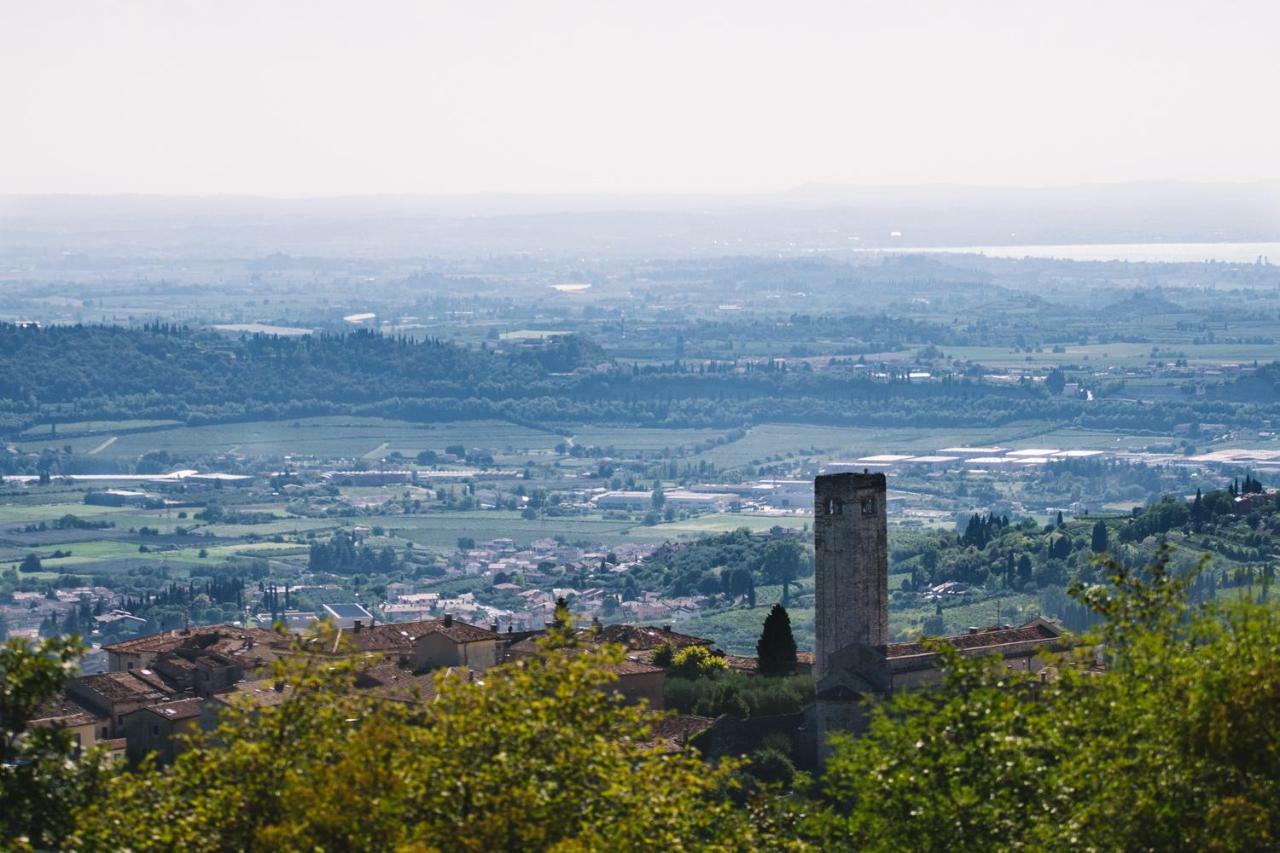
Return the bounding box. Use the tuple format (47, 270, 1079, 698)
(2, 181, 1278, 259)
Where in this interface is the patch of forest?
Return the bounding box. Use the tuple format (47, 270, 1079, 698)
(1, 323, 1278, 434)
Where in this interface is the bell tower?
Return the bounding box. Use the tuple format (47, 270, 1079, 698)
(813, 471, 888, 682)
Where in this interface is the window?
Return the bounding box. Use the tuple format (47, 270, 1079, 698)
(823, 497, 843, 515)
(152, 725, 160, 736)
(861, 497, 876, 517)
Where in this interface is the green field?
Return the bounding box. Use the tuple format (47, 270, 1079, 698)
(630, 513, 808, 540)
(940, 341, 1280, 369)
(568, 426, 725, 453)
(17, 417, 563, 459)
(693, 422, 1047, 469)
(0, 500, 129, 526)
(18, 419, 183, 438)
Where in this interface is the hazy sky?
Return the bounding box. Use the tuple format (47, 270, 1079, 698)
(3, 0, 1278, 196)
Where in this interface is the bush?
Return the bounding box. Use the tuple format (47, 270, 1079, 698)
(748, 747, 796, 787)
(670, 645, 728, 678)
(666, 672, 814, 719)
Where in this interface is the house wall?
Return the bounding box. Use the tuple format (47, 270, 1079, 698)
(65, 685, 157, 737)
(31, 716, 104, 757)
(193, 663, 243, 697)
(108, 650, 161, 672)
(611, 670, 665, 710)
(414, 634, 500, 672)
(123, 714, 198, 767)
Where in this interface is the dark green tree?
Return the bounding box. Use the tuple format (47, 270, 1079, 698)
(1091, 519, 1109, 553)
(1045, 367, 1066, 395)
(759, 539, 803, 605)
(756, 604, 798, 676)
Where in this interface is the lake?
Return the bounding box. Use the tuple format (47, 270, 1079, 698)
(872, 241, 1280, 264)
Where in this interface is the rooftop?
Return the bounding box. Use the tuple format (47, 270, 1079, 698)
(140, 698, 205, 722)
(886, 618, 1066, 660)
(70, 670, 179, 704)
(642, 714, 717, 752)
(323, 603, 374, 620)
(103, 625, 285, 655)
(32, 697, 102, 728)
(313, 618, 500, 654)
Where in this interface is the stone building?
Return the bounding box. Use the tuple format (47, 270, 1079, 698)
(123, 698, 204, 767)
(813, 472, 889, 682)
(65, 670, 181, 738)
(810, 472, 1068, 765)
(306, 616, 503, 672)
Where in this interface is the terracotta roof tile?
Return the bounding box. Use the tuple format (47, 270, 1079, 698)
(31, 697, 102, 728)
(140, 698, 204, 721)
(70, 671, 179, 703)
(316, 619, 499, 654)
(642, 714, 717, 752)
(886, 620, 1065, 659)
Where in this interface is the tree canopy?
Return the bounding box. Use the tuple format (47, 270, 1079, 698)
(70, 627, 768, 851)
(807, 547, 1280, 850)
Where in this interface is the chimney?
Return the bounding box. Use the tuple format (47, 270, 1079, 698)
(353, 620, 362, 634)
(273, 680, 284, 692)
(443, 614, 453, 628)
(662, 625, 672, 633)
(490, 622, 499, 633)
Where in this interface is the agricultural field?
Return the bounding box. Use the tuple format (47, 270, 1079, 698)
(692, 422, 1048, 470)
(567, 426, 726, 454)
(939, 341, 1280, 369)
(17, 416, 563, 460)
(19, 419, 183, 437)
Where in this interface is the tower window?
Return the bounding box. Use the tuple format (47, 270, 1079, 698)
(823, 497, 843, 515)
(861, 497, 876, 517)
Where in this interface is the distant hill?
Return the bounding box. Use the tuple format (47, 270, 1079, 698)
(1101, 289, 1187, 316)
(3, 182, 1278, 259)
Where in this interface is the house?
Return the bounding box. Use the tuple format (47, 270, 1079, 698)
(353, 660, 480, 706)
(29, 697, 109, 756)
(65, 670, 181, 737)
(305, 616, 502, 672)
(593, 490, 654, 511)
(152, 647, 244, 697)
(322, 603, 374, 629)
(123, 698, 204, 766)
(505, 623, 719, 711)
(102, 625, 286, 674)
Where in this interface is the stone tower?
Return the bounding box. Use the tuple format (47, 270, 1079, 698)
(813, 471, 889, 682)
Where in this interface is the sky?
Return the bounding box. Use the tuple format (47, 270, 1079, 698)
(2, 0, 1278, 196)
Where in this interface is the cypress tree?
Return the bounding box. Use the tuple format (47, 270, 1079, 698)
(756, 603, 798, 676)
(1091, 520, 1109, 554)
